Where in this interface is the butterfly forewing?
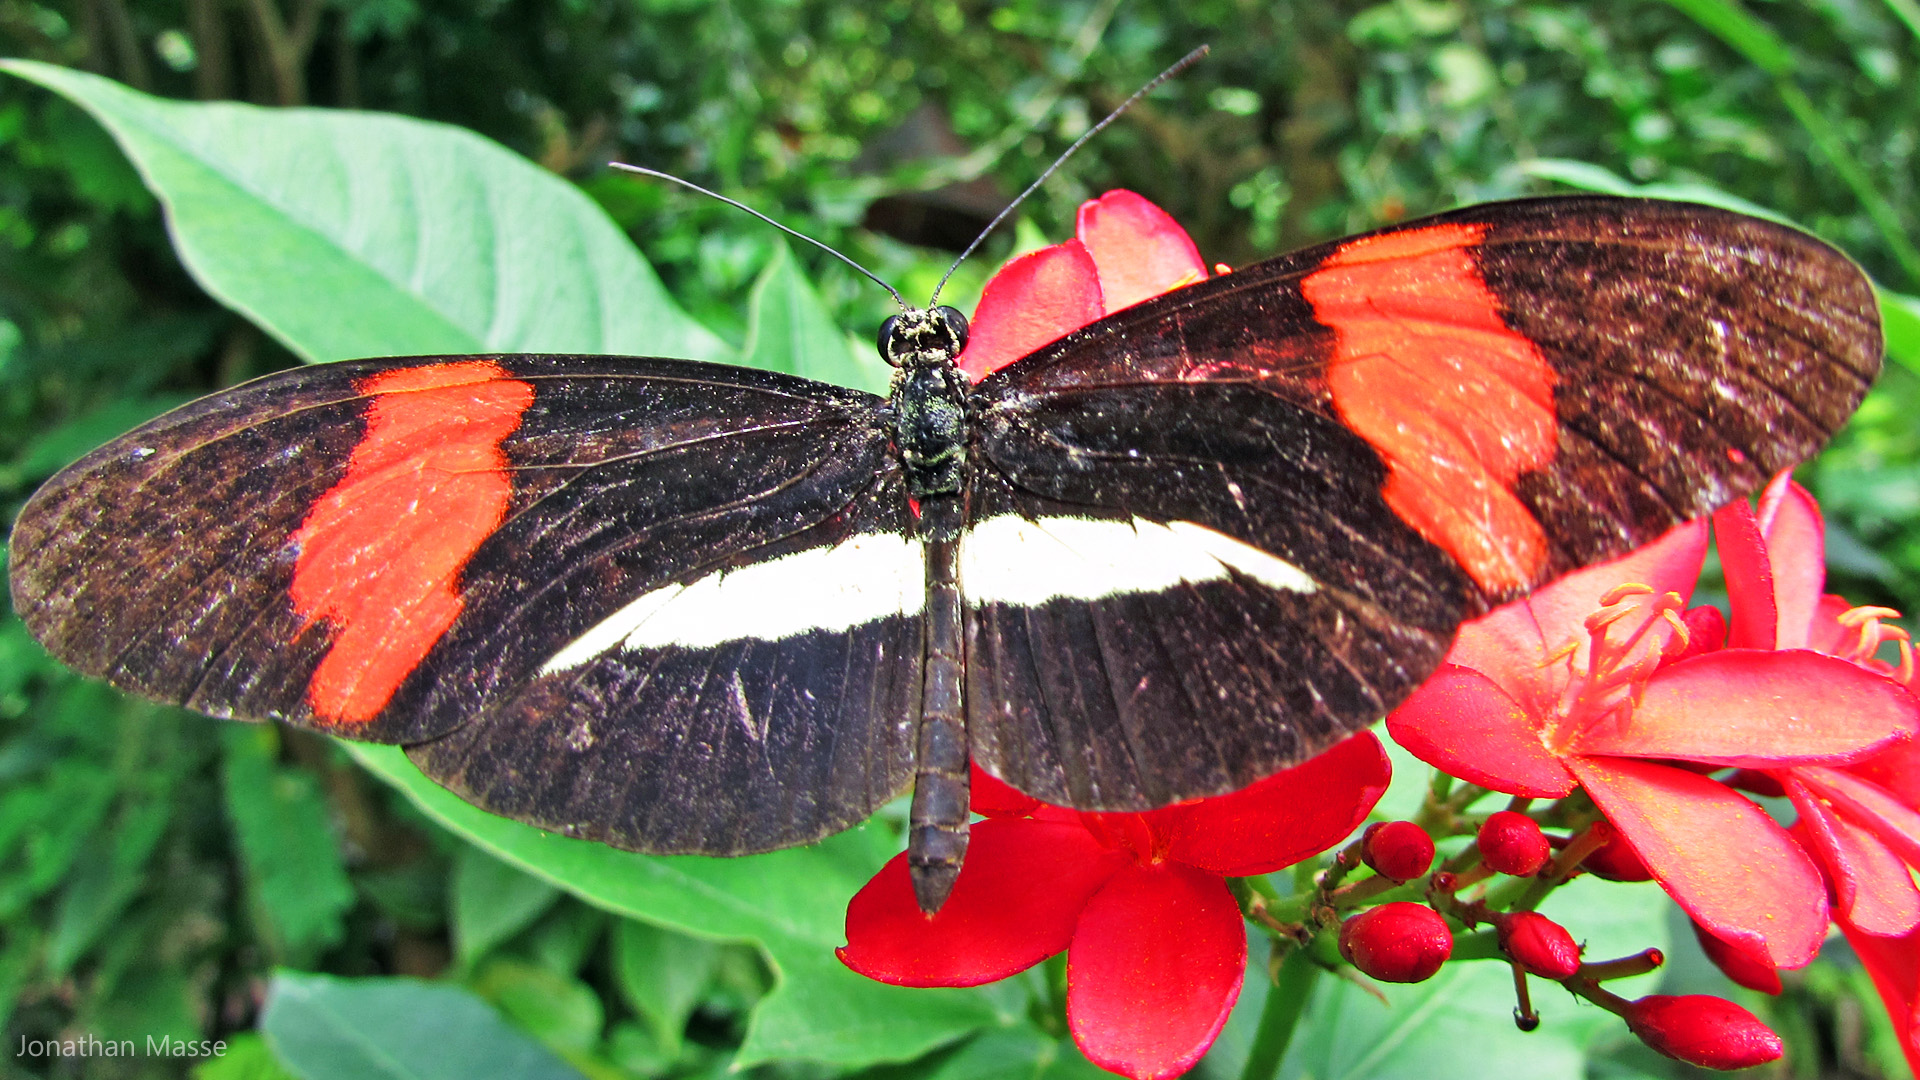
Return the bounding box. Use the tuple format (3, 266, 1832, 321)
(12, 354, 923, 851)
(962, 196, 1881, 811)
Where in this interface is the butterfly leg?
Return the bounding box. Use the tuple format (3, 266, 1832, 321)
(908, 523, 971, 914)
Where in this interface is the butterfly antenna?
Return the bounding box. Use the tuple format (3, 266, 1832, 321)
(928, 44, 1209, 307)
(610, 163, 910, 313)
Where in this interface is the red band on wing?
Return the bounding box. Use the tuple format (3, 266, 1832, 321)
(290, 361, 534, 725)
(1302, 223, 1557, 595)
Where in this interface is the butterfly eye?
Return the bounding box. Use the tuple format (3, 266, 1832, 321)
(876, 314, 902, 365)
(936, 306, 970, 354)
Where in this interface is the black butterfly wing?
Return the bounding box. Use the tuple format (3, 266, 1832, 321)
(11, 354, 922, 853)
(963, 195, 1881, 811)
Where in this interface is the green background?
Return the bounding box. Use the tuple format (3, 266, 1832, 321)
(2, 1, 1918, 1077)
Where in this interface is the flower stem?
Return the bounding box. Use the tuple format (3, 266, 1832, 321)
(1240, 945, 1320, 1080)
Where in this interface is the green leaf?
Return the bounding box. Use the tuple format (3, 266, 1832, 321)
(0, 924, 41, 1032)
(470, 957, 604, 1054)
(865, 1028, 1112, 1080)
(194, 1033, 299, 1080)
(46, 798, 169, 974)
(1519, 160, 1790, 223)
(222, 725, 355, 962)
(0, 759, 115, 919)
(522, 903, 607, 976)
(1654, 0, 1795, 76)
(0, 61, 727, 366)
(261, 971, 586, 1080)
(88, 965, 202, 1047)
(451, 845, 560, 968)
(1879, 288, 1920, 377)
(12, 393, 198, 479)
(611, 918, 721, 1055)
(744, 239, 890, 393)
(345, 744, 998, 1070)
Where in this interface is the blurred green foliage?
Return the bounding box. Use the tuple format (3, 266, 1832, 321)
(1, 0, 1918, 1077)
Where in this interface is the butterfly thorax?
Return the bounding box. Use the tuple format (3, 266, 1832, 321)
(880, 306, 971, 505)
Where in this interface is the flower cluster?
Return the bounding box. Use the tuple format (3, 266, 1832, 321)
(840, 737, 1390, 1078)
(836, 192, 1920, 1078)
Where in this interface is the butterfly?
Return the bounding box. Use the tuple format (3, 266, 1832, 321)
(7, 194, 1882, 912)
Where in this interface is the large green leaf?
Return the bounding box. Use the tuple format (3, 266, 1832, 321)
(347, 744, 999, 1069)
(0, 61, 727, 366)
(261, 971, 585, 1080)
(3, 62, 986, 1067)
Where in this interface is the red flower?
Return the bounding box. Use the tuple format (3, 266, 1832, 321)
(1387, 518, 1917, 969)
(1713, 474, 1920, 938)
(955, 189, 1209, 382)
(1841, 920, 1920, 1076)
(838, 734, 1392, 1080)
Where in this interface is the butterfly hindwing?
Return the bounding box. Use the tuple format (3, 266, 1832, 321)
(405, 478, 928, 855)
(13, 353, 923, 851)
(964, 196, 1881, 811)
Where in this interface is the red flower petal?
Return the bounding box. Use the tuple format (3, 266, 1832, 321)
(1785, 784, 1920, 937)
(1445, 520, 1707, 718)
(1386, 664, 1576, 797)
(1691, 920, 1784, 995)
(970, 762, 1041, 817)
(1075, 190, 1208, 313)
(1712, 499, 1777, 650)
(1797, 765, 1920, 869)
(1807, 593, 1858, 655)
(838, 818, 1127, 987)
(1757, 473, 1827, 649)
(1161, 732, 1392, 875)
(1837, 916, 1920, 1077)
(1848, 739, 1920, 808)
(1581, 830, 1656, 882)
(956, 240, 1103, 381)
(1066, 862, 1245, 1080)
(1568, 755, 1828, 968)
(1568, 649, 1919, 765)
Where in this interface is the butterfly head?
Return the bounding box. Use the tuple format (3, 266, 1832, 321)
(878, 306, 969, 371)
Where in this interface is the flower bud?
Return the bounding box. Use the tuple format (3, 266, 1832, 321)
(1338, 902, 1452, 983)
(1362, 821, 1435, 881)
(1625, 994, 1784, 1070)
(1478, 811, 1550, 876)
(1672, 605, 1727, 662)
(1494, 911, 1581, 980)
(1691, 922, 1782, 995)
